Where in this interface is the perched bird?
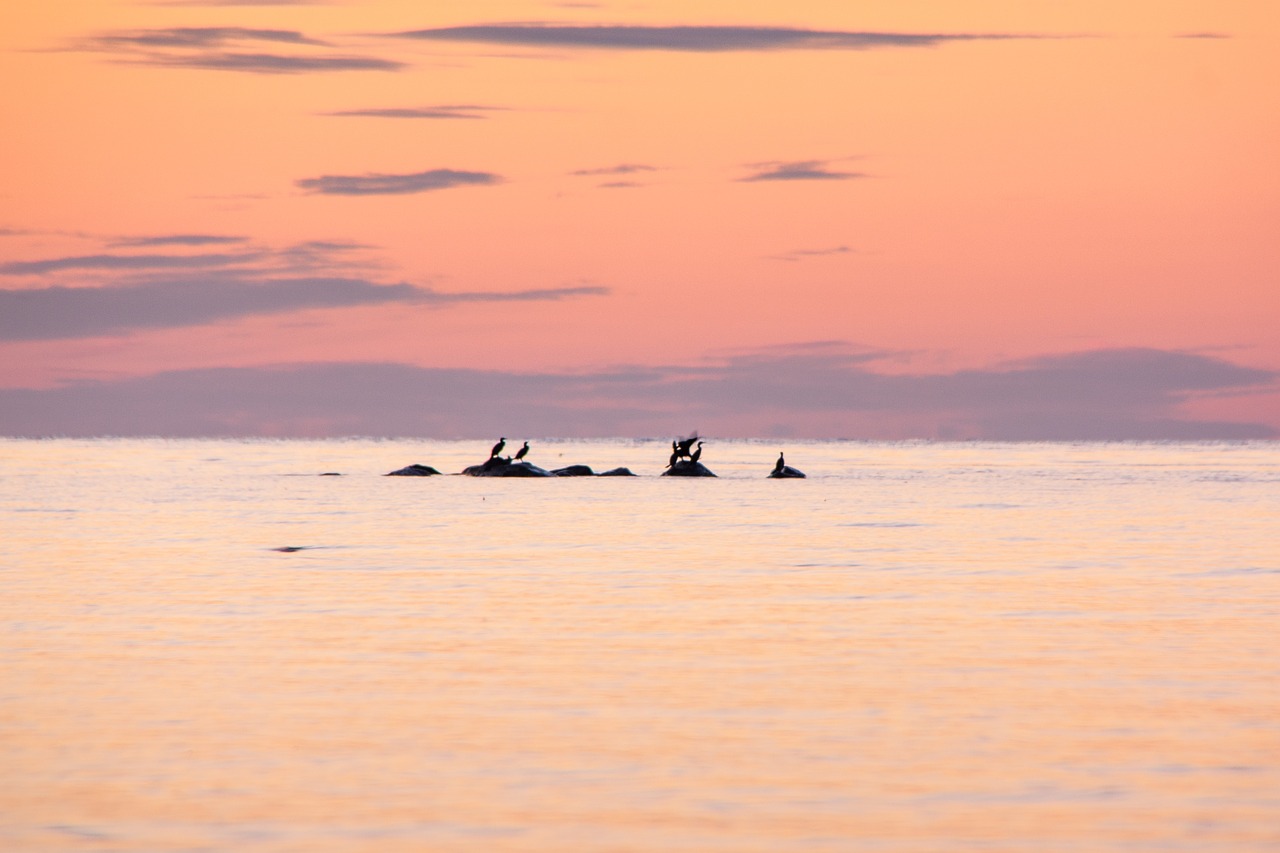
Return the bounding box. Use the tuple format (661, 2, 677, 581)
(689, 441, 704, 465)
(513, 441, 530, 462)
(666, 449, 680, 469)
(676, 434, 699, 458)
(490, 437, 506, 459)
(773, 452, 785, 475)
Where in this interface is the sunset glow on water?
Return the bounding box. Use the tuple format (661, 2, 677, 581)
(3, 439, 1277, 851)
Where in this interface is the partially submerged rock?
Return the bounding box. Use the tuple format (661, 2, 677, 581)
(551, 464, 595, 477)
(769, 465, 807, 479)
(662, 460, 717, 477)
(386, 463, 442, 476)
(597, 467, 636, 477)
(462, 457, 557, 478)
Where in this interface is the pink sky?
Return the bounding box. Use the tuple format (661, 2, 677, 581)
(1, 1, 1276, 438)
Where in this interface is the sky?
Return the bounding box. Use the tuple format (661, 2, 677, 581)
(1, 0, 1277, 439)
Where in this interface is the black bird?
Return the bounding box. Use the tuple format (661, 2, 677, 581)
(490, 437, 506, 459)
(513, 441, 530, 462)
(689, 441, 704, 465)
(773, 452, 785, 475)
(666, 449, 680, 469)
(675, 434, 699, 459)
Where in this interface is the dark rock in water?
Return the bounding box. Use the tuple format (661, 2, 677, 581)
(597, 467, 636, 477)
(662, 460, 717, 477)
(386, 463, 442, 477)
(768, 465, 807, 479)
(551, 464, 595, 477)
(462, 457, 556, 477)
(320, 472, 342, 476)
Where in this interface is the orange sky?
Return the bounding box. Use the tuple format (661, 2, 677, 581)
(1, 1, 1276, 437)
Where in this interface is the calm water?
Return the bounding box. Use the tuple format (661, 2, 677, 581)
(2, 438, 1278, 852)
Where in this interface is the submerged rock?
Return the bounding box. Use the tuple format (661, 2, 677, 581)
(662, 460, 717, 477)
(768, 465, 807, 479)
(551, 464, 595, 477)
(597, 467, 636, 477)
(386, 463, 442, 476)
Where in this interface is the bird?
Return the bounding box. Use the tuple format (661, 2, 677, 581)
(489, 437, 506, 459)
(513, 441, 530, 462)
(773, 452, 785, 475)
(666, 449, 680, 468)
(689, 441, 704, 465)
(676, 434, 699, 458)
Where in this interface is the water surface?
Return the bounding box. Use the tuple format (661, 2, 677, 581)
(2, 439, 1278, 851)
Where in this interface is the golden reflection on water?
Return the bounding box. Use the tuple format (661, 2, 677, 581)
(2, 439, 1278, 851)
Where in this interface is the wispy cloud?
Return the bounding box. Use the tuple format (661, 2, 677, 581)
(570, 163, 657, 176)
(0, 252, 263, 276)
(740, 160, 866, 182)
(768, 245, 852, 262)
(78, 26, 404, 73)
(156, 1, 326, 6)
(0, 277, 608, 342)
(0, 346, 1272, 439)
(107, 234, 248, 248)
(296, 168, 502, 195)
(323, 105, 504, 120)
(149, 53, 402, 73)
(89, 27, 325, 49)
(392, 24, 1031, 53)
(0, 238, 608, 341)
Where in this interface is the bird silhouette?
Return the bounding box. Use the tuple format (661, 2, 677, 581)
(490, 437, 506, 459)
(513, 441, 530, 462)
(689, 441, 704, 465)
(773, 452, 785, 475)
(676, 434, 699, 458)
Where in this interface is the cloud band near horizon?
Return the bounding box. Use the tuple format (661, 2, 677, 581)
(0, 347, 1272, 440)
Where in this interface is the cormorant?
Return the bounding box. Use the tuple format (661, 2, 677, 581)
(773, 452, 785, 475)
(666, 449, 680, 468)
(676, 434, 699, 458)
(513, 441, 530, 462)
(490, 437, 506, 459)
(689, 441, 704, 465)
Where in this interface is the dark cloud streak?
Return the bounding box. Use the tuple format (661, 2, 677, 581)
(79, 26, 403, 74)
(324, 105, 502, 120)
(296, 168, 501, 195)
(145, 52, 404, 73)
(740, 160, 865, 182)
(89, 27, 325, 49)
(393, 24, 1030, 52)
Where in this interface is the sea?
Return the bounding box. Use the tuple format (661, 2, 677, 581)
(2, 438, 1277, 852)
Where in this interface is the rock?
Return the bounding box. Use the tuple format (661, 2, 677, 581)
(768, 465, 807, 479)
(662, 460, 717, 477)
(597, 467, 636, 477)
(551, 464, 595, 477)
(386, 463, 442, 476)
(462, 457, 557, 477)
